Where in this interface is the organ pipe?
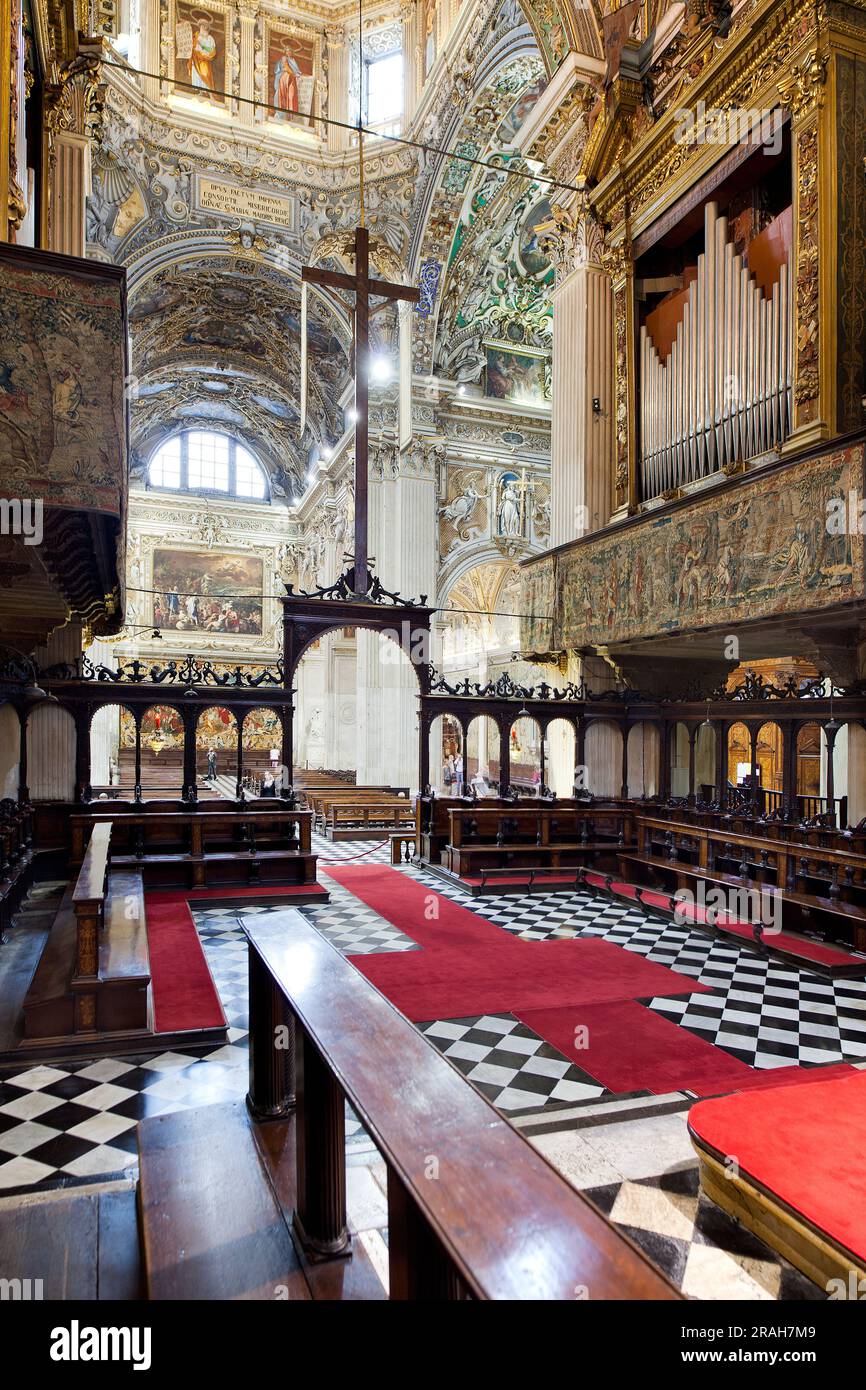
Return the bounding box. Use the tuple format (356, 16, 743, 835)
(639, 202, 792, 500)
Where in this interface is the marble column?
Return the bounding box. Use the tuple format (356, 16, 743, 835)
(549, 208, 613, 546)
(355, 445, 437, 790)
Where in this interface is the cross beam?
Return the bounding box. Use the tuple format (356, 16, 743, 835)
(302, 225, 420, 598)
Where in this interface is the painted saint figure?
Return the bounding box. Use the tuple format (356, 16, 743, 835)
(274, 41, 302, 116)
(190, 19, 217, 96)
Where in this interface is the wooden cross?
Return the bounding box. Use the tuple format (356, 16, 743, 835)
(302, 226, 420, 598)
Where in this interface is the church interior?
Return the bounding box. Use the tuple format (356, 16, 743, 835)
(0, 0, 865, 1320)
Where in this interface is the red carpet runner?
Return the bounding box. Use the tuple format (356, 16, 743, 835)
(144, 893, 228, 1034)
(324, 865, 854, 1098)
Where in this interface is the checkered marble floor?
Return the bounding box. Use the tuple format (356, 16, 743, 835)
(583, 1163, 825, 1301)
(399, 860, 866, 1075)
(418, 1014, 610, 1112)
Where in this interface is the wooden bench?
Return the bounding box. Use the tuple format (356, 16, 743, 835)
(618, 815, 866, 952)
(442, 806, 633, 879)
(305, 787, 410, 833)
(23, 824, 151, 1041)
(241, 911, 680, 1301)
(71, 807, 318, 891)
(326, 801, 415, 841)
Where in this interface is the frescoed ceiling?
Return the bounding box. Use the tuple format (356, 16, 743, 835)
(127, 252, 350, 497)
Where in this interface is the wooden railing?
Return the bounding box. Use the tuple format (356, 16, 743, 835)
(244, 912, 680, 1301)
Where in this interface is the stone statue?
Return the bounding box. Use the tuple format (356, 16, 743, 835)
(498, 480, 522, 536)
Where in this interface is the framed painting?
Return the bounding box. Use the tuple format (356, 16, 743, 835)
(151, 547, 264, 636)
(172, 2, 228, 105)
(484, 342, 549, 404)
(265, 21, 320, 127)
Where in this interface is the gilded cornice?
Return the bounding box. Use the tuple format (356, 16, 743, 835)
(591, 0, 832, 233)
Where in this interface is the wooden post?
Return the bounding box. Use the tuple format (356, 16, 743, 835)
(235, 712, 244, 801)
(387, 1168, 470, 1300)
(247, 945, 295, 1120)
(293, 1027, 351, 1258)
(620, 721, 629, 799)
(575, 716, 586, 791)
(182, 706, 198, 803)
(824, 722, 838, 824)
(687, 724, 697, 803)
(133, 710, 143, 803)
(714, 721, 726, 806)
(75, 707, 92, 804)
(280, 701, 294, 794)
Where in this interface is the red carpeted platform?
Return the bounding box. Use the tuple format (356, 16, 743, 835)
(145, 895, 228, 1034)
(324, 864, 709, 1021)
(515, 1000, 857, 1098)
(688, 1072, 866, 1266)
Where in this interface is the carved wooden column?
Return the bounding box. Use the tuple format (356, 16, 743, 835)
(606, 237, 637, 518)
(247, 946, 295, 1119)
(823, 719, 840, 823)
(575, 716, 586, 789)
(182, 706, 198, 803)
(715, 722, 726, 806)
(620, 721, 629, 799)
(133, 710, 143, 803)
(74, 706, 93, 804)
(280, 701, 294, 793)
(778, 50, 829, 448)
(748, 725, 760, 810)
(235, 711, 245, 800)
(687, 725, 697, 803)
(17, 706, 28, 803)
(499, 715, 511, 791)
(293, 1028, 350, 1258)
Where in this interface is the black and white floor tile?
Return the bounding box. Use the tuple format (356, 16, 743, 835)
(583, 1164, 826, 1301)
(417, 1014, 610, 1112)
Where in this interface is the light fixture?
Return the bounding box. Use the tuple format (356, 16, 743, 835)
(457, 384, 466, 396)
(320, 445, 332, 460)
(0, 643, 58, 705)
(369, 354, 392, 384)
(347, 407, 358, 424)
(701, 699, 712, 728)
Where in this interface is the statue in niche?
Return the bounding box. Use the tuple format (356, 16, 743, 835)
(498, 474, 523, 537)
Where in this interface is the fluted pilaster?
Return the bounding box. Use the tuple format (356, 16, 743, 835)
(550, 230, 612, 546)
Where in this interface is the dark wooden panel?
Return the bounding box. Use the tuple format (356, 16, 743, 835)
(138, 1101, 310, 1301)
(0, 1191, 98, 1299)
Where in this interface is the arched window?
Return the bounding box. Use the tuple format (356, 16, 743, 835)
(148, 431, 269, 500)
